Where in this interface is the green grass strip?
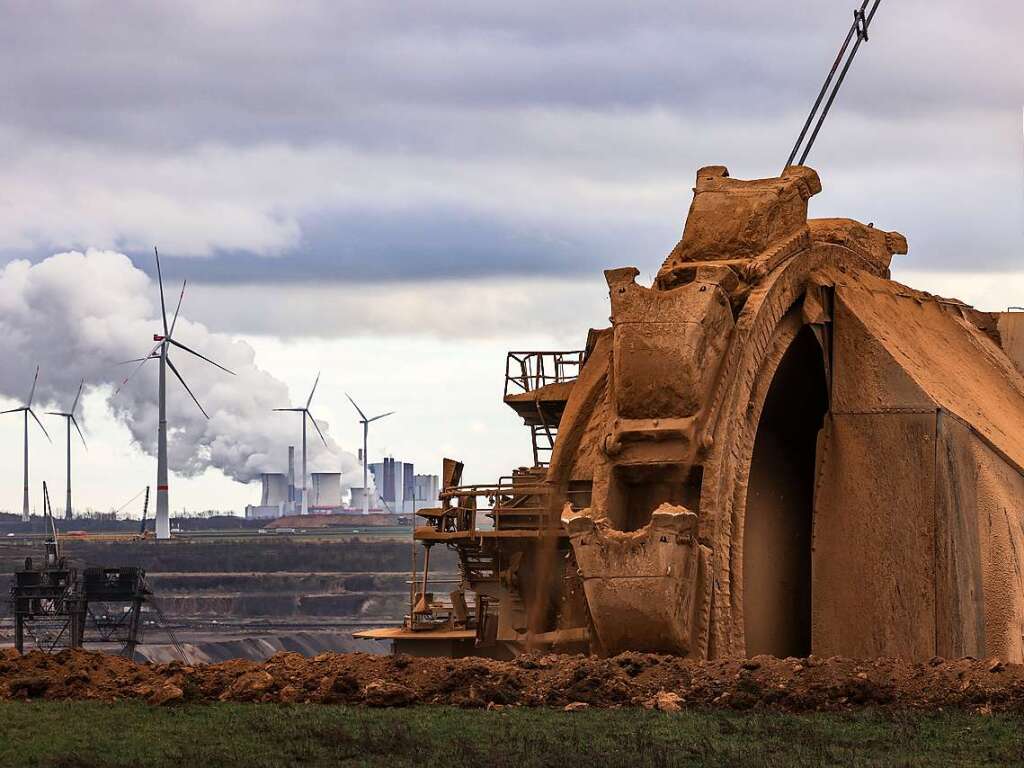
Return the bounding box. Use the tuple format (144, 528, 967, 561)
(1, 702, 1022, 767)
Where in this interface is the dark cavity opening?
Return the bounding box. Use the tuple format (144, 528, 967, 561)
(743, 325, 828, 658)
(606, 464, 703, 532)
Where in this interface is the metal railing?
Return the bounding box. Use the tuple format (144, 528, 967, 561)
(504, 351, 585, 397)
(426, 476, 590, 533)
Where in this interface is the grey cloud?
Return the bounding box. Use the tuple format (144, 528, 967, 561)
(0, 0, 1020, 285)
(147, 205, 677, 284)
(183, 277, 613, 343)
(2, 1, 1019, 149)
(0, 249, 361, 483)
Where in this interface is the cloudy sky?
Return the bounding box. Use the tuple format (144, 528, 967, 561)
(0, 1, 1021, 516)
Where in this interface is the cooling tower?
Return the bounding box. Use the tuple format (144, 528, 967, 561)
(260, 473, 288, 506)
(310, 472, 342, 508)
(349, 487, 371, 512)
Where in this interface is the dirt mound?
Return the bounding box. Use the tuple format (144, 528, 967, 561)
(3, 649, 1024, 711)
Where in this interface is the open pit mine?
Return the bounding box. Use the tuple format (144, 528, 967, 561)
(362, 164, 1024, 663)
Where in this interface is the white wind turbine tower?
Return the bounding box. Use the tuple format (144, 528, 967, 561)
(46, 378, 86, 520)
(1, 366, 51, 522)
(118, 247, 234, 540)
(274, 373, 328, 516)
(345, 393, 394, 515)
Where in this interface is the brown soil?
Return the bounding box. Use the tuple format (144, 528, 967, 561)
(3, 649, 1024, 711)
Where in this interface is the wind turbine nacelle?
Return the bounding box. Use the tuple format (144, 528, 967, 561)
(153, 334, 165, 342)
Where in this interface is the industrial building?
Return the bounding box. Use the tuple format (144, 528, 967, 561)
(244, 448, 438, 518)
(244, 472, 289, 519)
(369, 457, 439, 514)
(244, 444, 337, 518)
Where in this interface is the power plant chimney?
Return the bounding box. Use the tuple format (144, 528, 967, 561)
(287, 445, 296, 514)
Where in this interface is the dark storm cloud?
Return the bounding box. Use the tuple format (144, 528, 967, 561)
(148, 205, 678, 284)
(0, 0, 1021, 281)
(2, 1, 1020, 147)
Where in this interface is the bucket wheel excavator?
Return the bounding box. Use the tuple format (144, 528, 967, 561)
(361, 163, 1024, 663)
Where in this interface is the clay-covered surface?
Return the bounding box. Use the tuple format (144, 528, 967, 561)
(813, 278, 1024, 662)
(403, 164, 1024, 666)
(4, 649, 1024, 712)
(835, 273, 1024, 470)
(659, 165, 820, 274)
(999, 312, 1024, 376)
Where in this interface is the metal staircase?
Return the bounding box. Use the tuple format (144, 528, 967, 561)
(503, 350, 583, 467)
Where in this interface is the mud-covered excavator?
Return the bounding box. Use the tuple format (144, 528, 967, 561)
(359, 0, 1024, 662)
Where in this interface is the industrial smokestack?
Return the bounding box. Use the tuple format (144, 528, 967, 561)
(287, 445, 296, 514)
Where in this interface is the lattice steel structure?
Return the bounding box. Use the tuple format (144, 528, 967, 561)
(11, 557, 86, 653)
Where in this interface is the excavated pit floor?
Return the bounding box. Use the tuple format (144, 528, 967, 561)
(2, 649, 1024, 712)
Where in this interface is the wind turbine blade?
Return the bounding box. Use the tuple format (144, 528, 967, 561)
(169, 280, 186, 337)
(306, 371, 321, 410)
(0, 407, 26, 415)
(117, 340, 162, 367)
(306, 410, 329, 447)
(154, 246, 169, 336)
(114, 349, 157, 396)
(71, 379, 84, 415)
(345, 392, 368, 421)
(273, 407, 304, 412)
(367, 410, 395, 423)
(166, 356, 209, 419)
(71, 415, 87, 449)
(28, 408, 52, 442)
(167, 338, 235, 375)
(27, 365, 40, 407)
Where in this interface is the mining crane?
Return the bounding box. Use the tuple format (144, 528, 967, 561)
(139, 485, 150, 536)
(41, 481, 62, 569)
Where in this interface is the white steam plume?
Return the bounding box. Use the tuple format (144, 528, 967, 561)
(0, 249, 360, 486)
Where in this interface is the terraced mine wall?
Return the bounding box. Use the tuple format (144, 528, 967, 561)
(145, 572, 413, 619)
(0, 537, 458, 660)
(2, 538, 433, 572)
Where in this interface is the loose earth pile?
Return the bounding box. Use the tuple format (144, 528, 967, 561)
(2, 648, 1023, 712)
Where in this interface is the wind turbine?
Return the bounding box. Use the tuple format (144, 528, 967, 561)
(1, 366, 51, 522)
(117, 247, 234, 540)
(46, 378, 87, 520)
(345, 394, 394, 516)
(274, 373, 328, 516)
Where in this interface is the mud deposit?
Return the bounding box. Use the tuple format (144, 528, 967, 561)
(3, 649, 1024, 711)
